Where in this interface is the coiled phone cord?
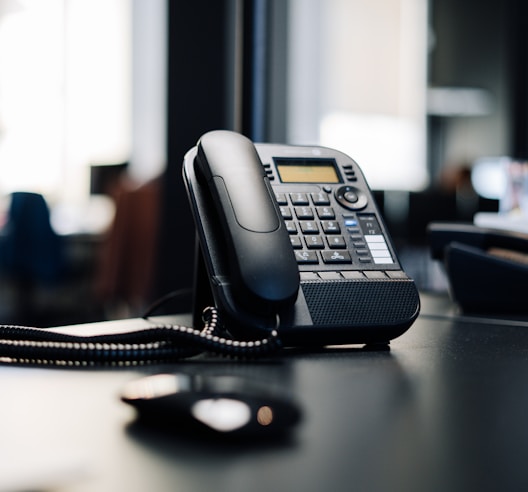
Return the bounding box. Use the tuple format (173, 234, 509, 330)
(0, 307, 282, 367)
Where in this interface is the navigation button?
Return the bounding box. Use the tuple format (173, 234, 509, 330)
(335, 186, 368, 210)
(344, 190, 359, 203)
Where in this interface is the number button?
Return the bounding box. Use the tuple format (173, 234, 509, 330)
(285, 221, 297, 234)
(311, 192, 330, 205)
(275, 193, 287, 205)
(295, 206, 314, 219)
(321, 220, 341, 234)
(280, 206, 292, 219)
(290, 192, 309, 205)
(290, 236, 302, 249)
(300, 221, 319, 234)
(316, 206, 335, 219)
(305, 235, 325, 249)
(327, 236, 346, 249)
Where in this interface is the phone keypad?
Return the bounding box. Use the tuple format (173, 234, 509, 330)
(278, 191, 394, 269)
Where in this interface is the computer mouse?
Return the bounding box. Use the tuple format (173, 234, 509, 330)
(120, 373, 301, 438)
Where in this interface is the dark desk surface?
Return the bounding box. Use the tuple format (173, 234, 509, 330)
(1, 293, 528, 492)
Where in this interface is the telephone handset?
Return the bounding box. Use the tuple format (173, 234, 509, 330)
(193, 130, 299, 315)
(184, 130, 420, 346)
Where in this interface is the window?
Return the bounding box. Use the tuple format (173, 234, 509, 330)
(286, 0, 429, 190)
(0, 0, 131, 205)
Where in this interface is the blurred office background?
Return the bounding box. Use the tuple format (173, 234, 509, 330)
(0, 0, 523, 325)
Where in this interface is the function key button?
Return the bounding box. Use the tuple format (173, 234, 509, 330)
(356, 248, 370, 256)
(321, 250, 352, 264)
(344, 217, 358, 227)
(386, 271, 408, 279)
(290, 192, 309, 205)
(295, 250, 319, 264)
(385, 270, 409, 280)
(364, 271, 387, 279)
(318, 271, 343, 280)
(263, 164, 274, 180)
(342, 271, 365, 280)
(311, 192, 330, 205)
(342, 165, 357, 182)
(300, 272, 319, 281)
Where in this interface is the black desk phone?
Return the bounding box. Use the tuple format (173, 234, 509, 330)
(0, 130, 419, 367)
(183, 130, 420, 347)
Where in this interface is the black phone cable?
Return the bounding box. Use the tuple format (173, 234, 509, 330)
(0, 307, 282, 367)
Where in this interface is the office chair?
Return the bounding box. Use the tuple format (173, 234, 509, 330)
(0, 192, 65, 324)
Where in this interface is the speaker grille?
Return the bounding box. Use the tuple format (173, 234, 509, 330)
(301, 279, 419, 327)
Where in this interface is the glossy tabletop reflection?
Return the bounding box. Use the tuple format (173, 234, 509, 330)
(0, 293, 527, 492)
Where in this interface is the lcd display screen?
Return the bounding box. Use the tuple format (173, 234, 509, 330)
(274, 158, 342, 183)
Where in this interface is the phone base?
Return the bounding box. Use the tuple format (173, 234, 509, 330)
(193, 244, 420, 346)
